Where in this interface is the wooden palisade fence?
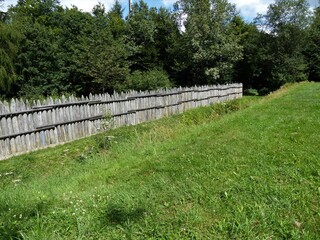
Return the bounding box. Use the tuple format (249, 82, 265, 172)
(0, 83, 242, 160)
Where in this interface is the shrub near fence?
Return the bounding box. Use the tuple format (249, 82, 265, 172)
(0, 83, 242, 160)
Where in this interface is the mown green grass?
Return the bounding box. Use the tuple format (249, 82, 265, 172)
(0, 82, 319, 239)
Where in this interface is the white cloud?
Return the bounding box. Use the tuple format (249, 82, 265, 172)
(2, 0, 318, 19)
(2, 0, 16, 10)
(160, 0, 273, 22)
(229, 0, 274, 21)
(162, 0, 177, 7)
(2, 0, 128, 12)
(308, 0, 319, 8)
(230, 0, 318, 21)
(60, 0, 122, 12)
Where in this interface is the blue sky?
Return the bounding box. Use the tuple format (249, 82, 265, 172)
(2, 0, 319, 22)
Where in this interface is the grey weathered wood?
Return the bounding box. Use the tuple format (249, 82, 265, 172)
(0, 83, 242, 160)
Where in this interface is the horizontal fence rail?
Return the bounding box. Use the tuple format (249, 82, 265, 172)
(0, 83, 242, 160)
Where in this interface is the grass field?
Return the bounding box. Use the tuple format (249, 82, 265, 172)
(0, 82, 319, 239)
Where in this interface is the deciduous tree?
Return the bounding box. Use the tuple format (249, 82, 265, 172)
(0, 0, 21, 95)
(175, 0, 243, 86)
(254, 0, 312, 91)
(305, 6, 320, 81)
(78, 2, 130, 93)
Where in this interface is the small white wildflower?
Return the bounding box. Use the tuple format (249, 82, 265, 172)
(19, 214, 22, 219)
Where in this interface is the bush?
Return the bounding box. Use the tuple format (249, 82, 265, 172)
(258, 87, 270, 96)
(243, 88, 259, 96)
(126, 69, 173, 91)
(212, 100, 241, 116)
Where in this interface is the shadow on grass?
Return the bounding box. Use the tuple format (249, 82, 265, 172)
(0, 200, 49, 240)
(104, 203, 146, 226)
(0, 223, 21, 240)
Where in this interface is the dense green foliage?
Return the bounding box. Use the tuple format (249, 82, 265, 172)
(0, 82, 319, 238)
(126, 69, 173, 91)
(305, 6, 320, 82)
(0, 0, 21, 93)
(233, 0, 316, 93)
(0, 0, 319, 98)
(175, 0, 242, 85)
(0, 23, 20, 93)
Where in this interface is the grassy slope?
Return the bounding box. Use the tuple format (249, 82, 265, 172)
(0, 82, 319, 239)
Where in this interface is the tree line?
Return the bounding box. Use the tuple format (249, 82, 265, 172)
(0, 0, 319, 99)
